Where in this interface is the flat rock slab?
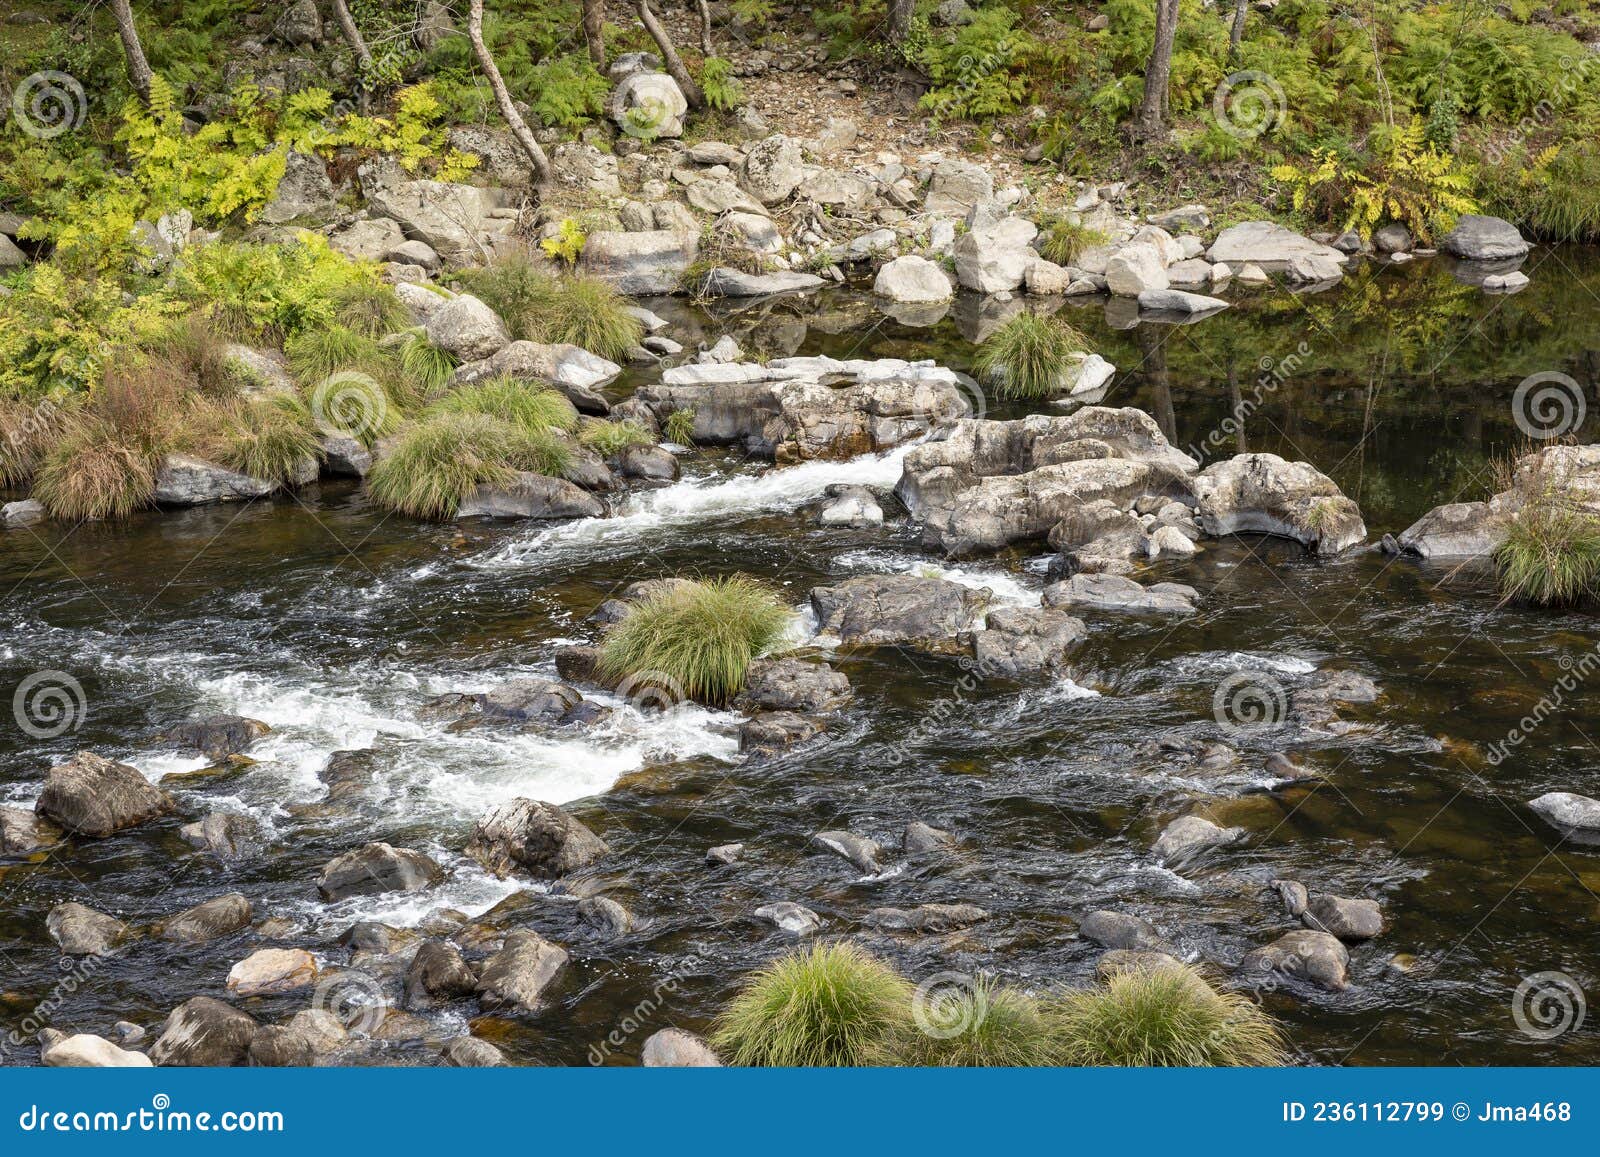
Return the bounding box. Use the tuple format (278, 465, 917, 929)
(1043, 573, 1197, 615)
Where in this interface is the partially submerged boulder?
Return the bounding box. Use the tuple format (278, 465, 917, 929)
(477, 930, 570, 1013)
(35, 751, 176, 838)
(159, 714, 269, 761)
(810, 574, 989, 649)
(1190, 453, 1365, 555)
(317, 842, 443, 901)
(465, 798, 609, 879)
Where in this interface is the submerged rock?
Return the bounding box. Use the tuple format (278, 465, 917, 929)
(968, 605, 1087, 677)
(455, 472, 604, 520)
(1152, 815, 1241, 866)
(739, 711, 825, 753)
(466, 798, 610, 880)
(35, 751, 176, 838)
(865, 903, 989, 933)
(159, 714, 270, 761)
(47, 902, 130, 956)
(442, 1035, 509, 1066)
(754, 901, 823, 936)
(160, 893, 253, 944)
(1529, 791, 1600, 831)
(1239, 929, 1350, 991)
(1043, 573, 1197, 615)
(0, 806, 61, 855)
(812, 830, 883, 874)
(1079, 910, 1167, 951)
(904, 821, 955, 853)
(1302, 893, 1385, 942)
(247, 1010, 348, 1067)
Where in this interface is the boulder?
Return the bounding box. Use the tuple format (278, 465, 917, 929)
(405, 940, 479, 1008)
(865, 903, 989, 933)
(739, 658, 852, 714)
(272, 0, 322, 44)
(317, 842, 443, 900)
(160, 714, 269, 761)
(39, 1032, 149, 1067)
(722, 211, 784, 254)
(686, 177, 767, 216)
(925, 159, 993, 214)
(3, 498, 46, 527)
(365, 179, 488, 265)
(1239, 929, 1350, 991)
(968, 605, 1087, 677)
(149, 996, 258, 1066)
(226, 947, 318, 996)
(1190, 453, 1365, 554)
(0, 806, 61, 854)
(739, 711, 825, 753)
(1105, 243, 1169, 297)
(903, 821, 954, 853)
(953, 218, 1038, 294)
(1440, 214, 1530, 261)
(477, 677, 587, 724)
(754, 901, 822, 935)
(47, 902, 129, 955)
(330, 217, 407, 262)
(0, 234, 27, 269)
(818, 486, 885, 527)
(247, 1009, 348, 1067)
(618, 444, 678, 481)
(1529, 791, 1600, 831)
(261, 150, 336, 224)
(1079, 910, 1166, 951)
(442, 1036, 509, 1066)
(642, 1028, 721, 1066)
(1137, 288, 1228, 315)
(1483, 271, 1530, 291)
(699, 268, 826, 297)
(466, 798, 609, 879)
(477, 930, 570, 1012)
(35, 751, 176, 838)
(1207, 221, 1348, 270)
(706, 843, 744, 865)
(456, 473, 605, 520)
(610, 71, 689, 139)
(1395, 501, 1505, 559)
(1302, 893, 1384, 941)
(1373, 224, 1413, 253)
(812, 830, 883, 874)
(739, 134, 805, 204)
(873, 255, 954, 303)
(1152, 815, 1240, 865)
(153, 455, 277, 506)
(424, 293, 509, 361)
(1286, 253, 1345, 284)
(320, 435, 372, 478)
(160, 893, 253, 943)
(1043, 573, 1197, 615)
(810, 574, 989, 648)
(453, 340, 618, 408)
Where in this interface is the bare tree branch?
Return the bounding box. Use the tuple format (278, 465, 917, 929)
(109, 0, 154, 105)
(636, 0, 704, 108)
(697, 0, 713, 55)
(467, 0, 553, 187)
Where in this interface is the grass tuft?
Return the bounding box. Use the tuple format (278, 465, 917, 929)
(32, 418, 158, 521)
(663, 406, 697, 446)
(206, 394, 321, 487)
(973, 312, 1088, 400)
(1051, 962, 1286, 1067)
(427, 376, 579, 437)
(710, 942, 913, 1067)
(1037, 216, 1109, 266)
(896, 977, 1060, 1067)
(397, 328, 458, 395)
(542, 275, 645, 362)
(1494, 500, 1600, 607)
(580, 418, 655, 457)
(285, 325, 386, 383)
(366, 411, 565, 520)
(330, 281, 408, 338)
(596, 575, 792, 704)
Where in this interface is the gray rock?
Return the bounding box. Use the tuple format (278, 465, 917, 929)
(1239, 929, 1350, 991)
(0, 806, 61, 854)
(739, 658, 852, 714)
(577, 895, 635, 936)
(739, 134, 805, 204)
(40, 1033, 151, 1067)
(953, 217, 1038, 294)
(442, 1035, 509, 1066)
(1148, 205, 1210, 231)
(160, 714, 269, 761)
(1373, 224, 1412, 253)
(1079, 910, 1166, 951)
(247, 1009, 348, 1066)
(424, 293, 509, 361)
(1207, 221, 1348, 270)
(1137, 287, 1228, 314)
(3, 498, 45, 527)
(818, 486, 885, 527)
(1303, 893, 1384, 941)
(1043, 573, 1197, 615)
(153, 454, 276, 506)
(150, 996, 258, 1066)
(272, 0, 322, 44)
(1483, 270, 1530, 292)
(0, 234, 27, 268)
(477, 929, 569, 1012)
(160, 893, 252, 943)
(405, 940, 478, 1008)
(642, 1028, 721, 1066)
(465, 798, 609, 879)
(968, 605, 1086, 677)
(35, 751, 176, 838)
(1105, 243, 1169, 297)
(865, 903, 988, 933)
(873, 255, 953, 303)
(1440, 214, 1531, 261)
(317, 842, 443, 901)
(319, 434, 372, 478)
(686, 177, 767, 216)
(456, 472, 605, 520)
(699, 268, 826, 297)
(812, 829, 883, 874)
(925, 159, 993, 213)
(1286, 253, 1345, 283)
(618, 444, 679, 481)
(477, 677, 585, 725)
(1529, 791, 1600, 831)
(610, 71, 689, 139)
(330, 217, 407, 262)
(1395, 500, 1506, 559)
(754, 901, 822, 935)
(581, 230, 699, 295)
(364, 179, 489, 266)
(1191, 452, 1366, 555)
(261, 150, 336, 224)
(47, 902, 129, 955)
(706, 843, 744, 865)
(810, 574, 989, 648)
(739, 711, 825, 752)
(1152, 815, 1240, 866)
(903, 821, 954, 853)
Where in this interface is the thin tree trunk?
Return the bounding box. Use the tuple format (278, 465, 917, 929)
(109, 0, 154, 105)
(330, 0, 374, 110)
(888, 0, 915, 45)
(637, 0, 705, 108)
(1229, 0, 1247, 59)
(467, 0, 552, 186)
(697, 0, 713, 54)
(582, 0, 605, 68)
(1134, 0, 1179, 138)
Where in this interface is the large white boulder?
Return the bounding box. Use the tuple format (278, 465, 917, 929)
(873, 255, 954, 303)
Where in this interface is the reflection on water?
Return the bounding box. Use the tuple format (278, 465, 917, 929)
(2, 250, 1599, 1067)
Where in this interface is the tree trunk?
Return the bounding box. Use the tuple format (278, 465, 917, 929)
(1134, 0, 1179, 138)
(637, 0, 705, 108)
(109, 0, 154, 105)
(697, 0, 713, 55)
(467, 0, 553, 186)
(330, 0, 374, 110)
(1229, 0, 1248, 58)
(582, 0, 605, 68)
(888, 0, 915, 45)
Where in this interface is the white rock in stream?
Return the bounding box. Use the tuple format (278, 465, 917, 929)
(1529, 792, 1600, 830)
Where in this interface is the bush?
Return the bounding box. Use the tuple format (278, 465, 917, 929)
(539, 275, 644, 363)
(365, 412, 521, 520)
(664, 407, 697, 446)
(580, 418, 654, 457)
(1052, 962, 1286, 1067)
(896, 977, 1059, 1067)
(596, 575, 792, 704)
(973, 313, 1088, 400)
(144, 314, 241, 399)
(427, 377, 579, 438)
(285, 325, 386, 383)
(1494, 501, 1600, 607)
(711, 942, 914, 1067)
(32, 418, 159, 521)
(206, 394, 321, 487)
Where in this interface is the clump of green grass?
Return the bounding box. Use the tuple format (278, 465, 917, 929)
(397, 328, 457, 395)
(427, 377, 579, 438)
(330, 280, 408, 338)
(144, 314, 240, 399)
(366, 412, 522, 520)
(32, 417, 158, 521)
(285, 324, 386, 383)
(541, 275, 645, 363)
(1051, 962, 1286, 1067)
(973, 313, 1089, 401)
(596, 575, 792, 704)
(0, 397, 76, 487)
(457, 250, 561, 341)
(580, 418, 654, 457)
(207, 394, 322, 487)
(1037, 216, 1109, 267)
(663, 406, 697, 446)
(710, 942, 914, 1067)
(1494, 500, 1600, 607)
(896, 976, 1059, 1067)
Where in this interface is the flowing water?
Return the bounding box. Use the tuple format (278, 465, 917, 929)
(4, 249, 1600, 1067)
